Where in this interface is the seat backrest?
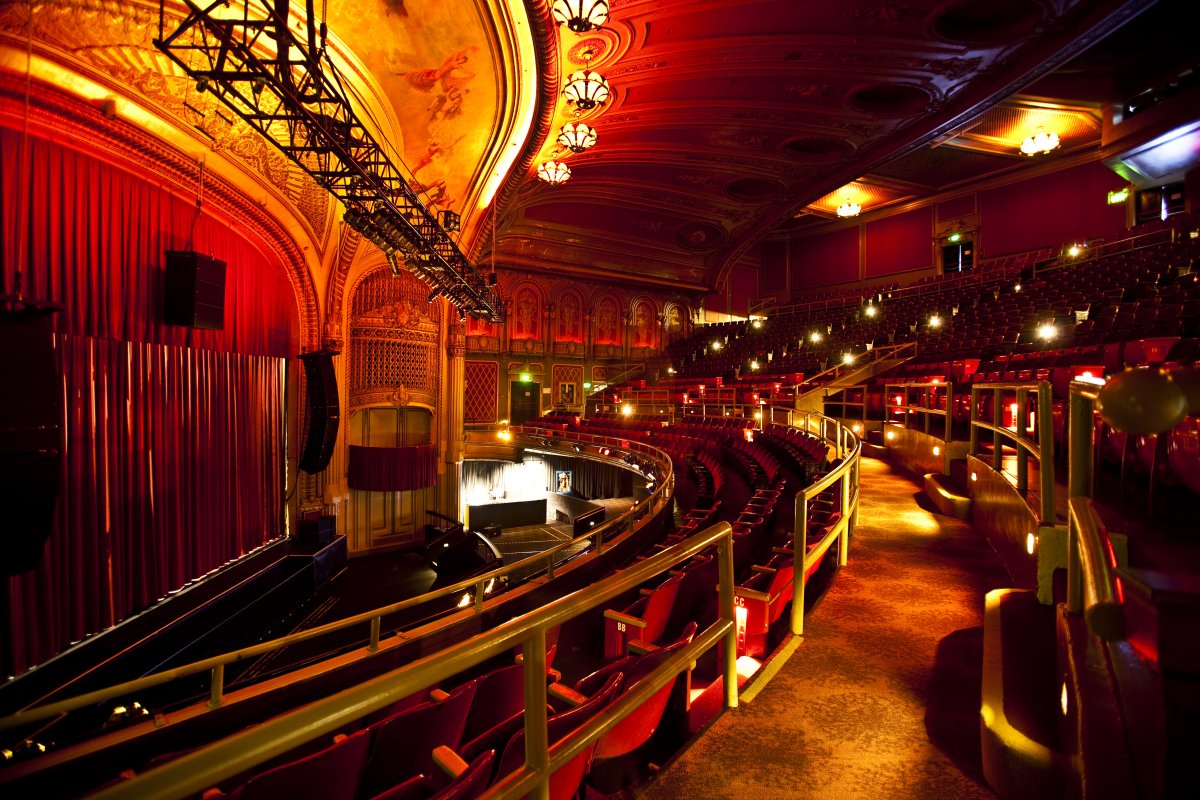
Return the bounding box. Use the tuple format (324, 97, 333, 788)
(461, 663, 526, 743)
(639, 573, 683, 645)
(361, 679, 479, 797)
(494, 673, 624, 800)
(228, 728, 371, 800)
(592, 622, 698, 760)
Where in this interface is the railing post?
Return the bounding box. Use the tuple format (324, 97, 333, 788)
(1068, 389, 1095, 500)
(209, 664, 224, 709)
(839, 470, 850, 567)
(1038, 384, 1055, 523)
(1015, 388, 1029, 495)
(992, 389, 1003, 473)
(969, 386, 979, 457)
(945, 383, 954, 445)
(791, 493, 809, 636)
(474, 580, 485, 611)
(369, 616, 381, 653)
(923, 386, 931, 434)
(522, 627, 550, 800)
(717, 530, 738, 710)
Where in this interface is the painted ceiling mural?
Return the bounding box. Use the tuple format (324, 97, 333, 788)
(324, 0, 499, 220)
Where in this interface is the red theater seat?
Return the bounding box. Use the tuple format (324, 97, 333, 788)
(217, 728, 371, 800)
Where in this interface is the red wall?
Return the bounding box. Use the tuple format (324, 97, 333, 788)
(707, 264, 758, 317)
(864, 206, 933, 278)
(789, 226, 859, 290)
(978, 160, 1127, 257)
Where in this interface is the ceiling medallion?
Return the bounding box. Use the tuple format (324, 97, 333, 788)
(568, 38, 609, 66)
(557, 122, 598, 153)
(563, 70, 612, 111)
(537, 160, 572, 185)
(552, 0, 610, 34)
(1020, 127, 1060, 156)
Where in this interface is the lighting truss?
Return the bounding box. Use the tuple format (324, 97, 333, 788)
(154, 0, 503, 322)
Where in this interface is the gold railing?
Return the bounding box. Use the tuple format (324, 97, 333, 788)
(1064, 379, 1125, 641)
(968, 381, 1056, 524)
(795, 341, 915, 399)
(791, 418, 861, 635)
(885, 380, 954, 442)
(0, 427, 675, 735)
(1065, 498, 1123, 641)
(90, 522, 739, 800)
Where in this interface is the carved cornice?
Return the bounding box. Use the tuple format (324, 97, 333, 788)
(0, 74, 320, 350)
(323, 225, 363, 352)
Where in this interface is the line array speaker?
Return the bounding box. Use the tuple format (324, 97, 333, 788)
(0, 309, 62, 575)
(298, 350, 339, 474)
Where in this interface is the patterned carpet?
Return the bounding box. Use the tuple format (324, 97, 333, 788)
(642, 457, 1010, 800)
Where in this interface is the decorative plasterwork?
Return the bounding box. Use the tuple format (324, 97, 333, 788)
(0, 1, 333, 251)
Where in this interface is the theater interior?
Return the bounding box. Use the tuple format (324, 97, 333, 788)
(1, 0, 1199, 797)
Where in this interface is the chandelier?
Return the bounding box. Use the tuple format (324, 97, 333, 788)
(563, 70, 611, 111)
(557, 122, 598, 153)
(836, 200, 861, 218)
(1020, 127, 1060, 155)
(537, 160, 572, 185)
(552, 0, 609, 33)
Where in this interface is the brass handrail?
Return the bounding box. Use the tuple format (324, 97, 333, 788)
(1066, 497, 1124, 641)
(0, 428, 675, 733)
(1064, 379, 1124, 640)
(90, 522, 739, 800)
(969, 381, 1056, 523)
(884, 380, 954, 444)
(791, 415, 862, 635)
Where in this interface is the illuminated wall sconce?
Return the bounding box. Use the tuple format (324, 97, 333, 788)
(1026, 532, 1037, 555)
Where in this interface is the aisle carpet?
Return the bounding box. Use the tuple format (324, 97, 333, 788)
(642, 457, 1009, 800)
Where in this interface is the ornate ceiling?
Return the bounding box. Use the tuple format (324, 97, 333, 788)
(3, 0, 1195, 310)
(486, 0, 1163, 294)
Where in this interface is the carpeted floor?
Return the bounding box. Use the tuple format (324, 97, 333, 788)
(642, 456, 1010, 800)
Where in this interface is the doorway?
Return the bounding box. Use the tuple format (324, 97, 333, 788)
(941, 240, 974, 273)
(510, 381, 541, 425)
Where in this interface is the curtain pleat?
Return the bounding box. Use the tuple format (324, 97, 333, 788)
(0, 128, 295, 676)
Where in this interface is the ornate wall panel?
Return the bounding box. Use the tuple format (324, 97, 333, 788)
(349, 268, 440, 410)
(464, 360, 499, 423)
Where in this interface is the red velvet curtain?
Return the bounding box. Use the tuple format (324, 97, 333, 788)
(348, 444, 438, 492)
(0, 127, 297, 675)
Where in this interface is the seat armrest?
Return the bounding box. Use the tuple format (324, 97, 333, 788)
(428, 688, 450, 702)
(603, 610, 648, 628)
(627, 639, 659, 656)
(432, 745, 469, 779)
(548, 682, 588, 707)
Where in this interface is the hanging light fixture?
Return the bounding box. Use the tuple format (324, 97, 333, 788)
(537, 160, 572, 185)
(836, 199, 861, 217)
(1020, 127, 1060, 156)
(563, 70, 611, 111)
(557, 122, 598, 153)
(551, 0, 609, 33)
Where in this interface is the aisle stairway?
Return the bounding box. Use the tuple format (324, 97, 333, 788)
(643, 457, 1009, 799)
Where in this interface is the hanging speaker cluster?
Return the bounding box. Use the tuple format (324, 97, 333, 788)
(299, 351, 340, 474)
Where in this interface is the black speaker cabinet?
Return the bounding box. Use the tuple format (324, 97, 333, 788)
(164, 250, 226, 330)
(298, 351, 339, 474)
(0, 309, 62, 575)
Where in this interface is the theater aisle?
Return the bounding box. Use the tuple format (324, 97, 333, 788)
(643, 456, 1008, 800)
